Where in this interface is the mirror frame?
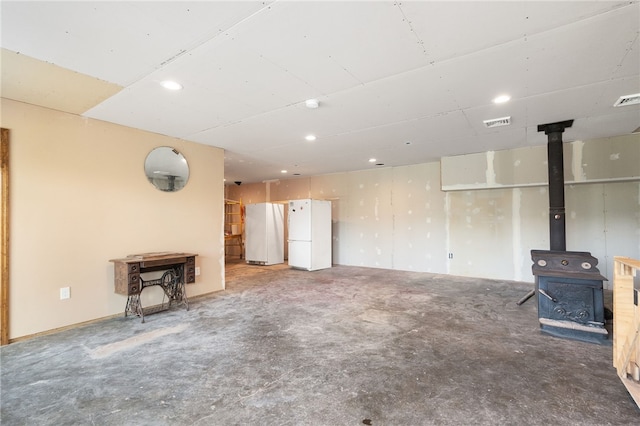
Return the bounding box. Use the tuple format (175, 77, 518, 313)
(144, 146, 190, 192)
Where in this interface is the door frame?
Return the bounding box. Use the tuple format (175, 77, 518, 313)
(1, 128, 10, 345)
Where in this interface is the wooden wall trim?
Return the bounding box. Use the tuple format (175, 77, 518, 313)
(1, 128, 9, 345)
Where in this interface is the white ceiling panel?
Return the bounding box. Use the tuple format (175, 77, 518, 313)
(524, 78, 640, 130)
(522, 6, 639, 95)
(190, 62, 463, 150)
(228, 1, 430, 85)
(438, 4, 638, 110)
(84, 79, 261, 139)
(400, 1, 530, 62)
(574, 109, 640, 141)
(1, 1, 270, 85)
(399, 1, 631, 63)
(593, 75, 640, 113)
(435, 42, 530, 111)
(2, 1, 638, 184)
(461, 78, 638, 138)
(322, 66, 462, 126)
(613, 35, 640, 79)
(172, 38, 315, 111)
(243, 111, 477, 169)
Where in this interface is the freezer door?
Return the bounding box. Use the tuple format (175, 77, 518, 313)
(288, 240, 311, 270)
(288, 199, 312, 241)
(266, 203, 285, 264)
(245, 203, 267, 262)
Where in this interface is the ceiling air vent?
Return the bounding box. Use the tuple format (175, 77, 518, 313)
(483, 116, 511, 128)
(613, 93, 640, 107)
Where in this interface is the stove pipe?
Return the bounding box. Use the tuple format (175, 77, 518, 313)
(537, 120, 573, 251)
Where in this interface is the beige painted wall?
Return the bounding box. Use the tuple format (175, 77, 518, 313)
(227, 135, 640, 288)
(1, 99, 225, 339)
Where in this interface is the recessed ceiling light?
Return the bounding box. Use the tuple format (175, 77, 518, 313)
(160, 80, 183, 90)
(281, 170, 288, 174)
(305, 135, 317, 141)
(305, 99, 319, 109)
(493, 94, 511, 104)
(369, 158, 377, 163)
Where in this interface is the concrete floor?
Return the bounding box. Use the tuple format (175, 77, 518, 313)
(1, 260, 638, 425)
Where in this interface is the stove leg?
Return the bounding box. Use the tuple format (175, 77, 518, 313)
(516, 289, 536, 306)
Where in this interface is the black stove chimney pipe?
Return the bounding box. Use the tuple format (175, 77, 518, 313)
(537, 120, 573, 251)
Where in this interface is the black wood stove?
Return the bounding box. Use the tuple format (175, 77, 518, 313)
(531, 250, 608, 344)
(519, 120, 609, 344)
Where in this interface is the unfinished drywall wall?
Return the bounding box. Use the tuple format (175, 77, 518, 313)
(440, 134, 639, 285)
(225, 182, 266, 205)
(227, 134, 639, 286)
(442, 134, 639, 190)
(270, 179, 312, 202)
(565, 181, 640, 280)
(445, 186, 550, 281)
(310, 174, 347, 264)
(2, 99, 225, 339)
(448, 188, 516, 279)
(343, 169, 395, 268)
(227, 163, 450, 274)
(391, 163, 448, 272)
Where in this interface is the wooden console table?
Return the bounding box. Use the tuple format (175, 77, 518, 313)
(109, 252, 197, 322)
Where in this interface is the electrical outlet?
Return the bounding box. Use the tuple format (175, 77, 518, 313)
(60, 287, 71, 300)
(448, 253, 454, 259)
(195, 267, 200, 276)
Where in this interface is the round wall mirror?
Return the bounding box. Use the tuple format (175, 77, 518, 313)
(144, 147, 189, 192)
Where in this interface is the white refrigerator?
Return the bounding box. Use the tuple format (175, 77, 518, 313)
(245, 203, 284, 265)
(288, 199, 332, 271)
